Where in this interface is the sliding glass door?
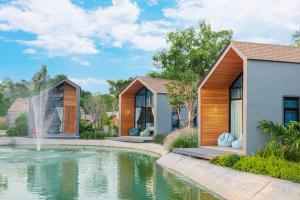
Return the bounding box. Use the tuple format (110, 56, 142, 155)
(135, 87, 154, 131)
(230, 74, 243, 139)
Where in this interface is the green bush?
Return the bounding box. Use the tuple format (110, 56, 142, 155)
(210, 154, 241, 168)
(105, 130, 118, 137)
(7, 113, 28, 136)
(79, 120, 94, 133)
(80, 131, 105, 139)
(211, 154, 300, 183)
(102, 114, 111, 126)
(0, 123, 7, 130)
(170, 134, 197, 150)
(153, 134, 167, 145)
(163, 128, 198, 152)
(258, 120, 300, 162)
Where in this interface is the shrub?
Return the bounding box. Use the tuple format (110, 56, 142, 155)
(211, 154, 300, 183)
(105, 130, 118, 137)
(258, 120, 300, 162)
(163, 127, 197, 152)
(153, 134, 167, 145)
(0, 123, 7, 130)
(211, 154, 241, 168)
(79, 120, 94, 133)
(7, 113, 28, 136)
(80, 131, 105, 139)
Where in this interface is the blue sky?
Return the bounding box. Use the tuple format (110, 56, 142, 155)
(0, 0, 299, 93)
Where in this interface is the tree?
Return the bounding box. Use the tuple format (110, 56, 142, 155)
(150, 21, 233, 81)
(166, 70, 198, 128)
(83, 95, 106, 131)
(32, 65, 48, 93)
(100, 94, 114, 112)
(293, 30, 300, 47)
(107, 77, 134, 111)
(149, 22, 232, 128)
(0, 91, 10, 116)
(80, 90, 93, 111)
(48, 74, 67, 86)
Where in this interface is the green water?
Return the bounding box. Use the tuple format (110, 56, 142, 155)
(0, 147, 219, 200)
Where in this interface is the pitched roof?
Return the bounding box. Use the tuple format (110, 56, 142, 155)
(8, 98, 29, 113)
(50, 78, 80, 90)
(231, 41, 300, 63)
(138, 76, 171, 93)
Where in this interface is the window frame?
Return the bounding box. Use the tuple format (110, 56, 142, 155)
(229, 73, 243, 132)
(134, 86, 154, 130)
(283, 96, 300, 124)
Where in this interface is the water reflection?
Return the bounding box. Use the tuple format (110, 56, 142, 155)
(0, 147, 219, 200)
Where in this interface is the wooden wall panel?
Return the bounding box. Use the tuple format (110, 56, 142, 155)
(120, 94, 135, 136)
(203, 48, 243, 89)
(64, 82, 77, 134)
(199, 48, 243, 146)
(120, 80, 144, 136)
(200, 88, 229, 145)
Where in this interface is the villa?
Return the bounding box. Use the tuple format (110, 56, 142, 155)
(6, 98, 29, 127)
(28, 79, 81, 138)
(119, 77, 189, 137)
(198, 41, 300, 155)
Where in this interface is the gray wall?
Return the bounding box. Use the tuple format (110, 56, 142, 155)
(155, 93, 172, 135)
(154, 93, 190, 135)
(246, 60, 300, 154)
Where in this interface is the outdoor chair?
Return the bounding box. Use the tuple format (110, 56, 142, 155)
(129, 128, 139, 136)
(140, 128, 150, 137)
(217, 133, 234, 147)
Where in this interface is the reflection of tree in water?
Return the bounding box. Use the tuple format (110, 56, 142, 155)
(157, 165, 218, 200)
(117, 152, 219, 200)
(118, 153, 155, 200)
(0, 174, 8, 192)
(27, 160, 78, 200)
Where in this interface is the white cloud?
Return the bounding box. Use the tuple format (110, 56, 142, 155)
(163, 0, 300, 44)
(70, 77, 107, 87)
(22, 48, 36, 54)
(0, 0, 297, 57)
(0, 0, 168, 56)
(71, 57, 90, 66)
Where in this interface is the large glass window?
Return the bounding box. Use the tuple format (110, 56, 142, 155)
(135, 87, 154, 131)
(284, 97, 299, 125)
(230, 74, 243, 140)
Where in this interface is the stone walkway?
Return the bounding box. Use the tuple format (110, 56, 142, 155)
(0, 137, 299, 200)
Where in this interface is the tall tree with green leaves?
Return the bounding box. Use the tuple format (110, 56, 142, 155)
(293, 30, 300, 47)
(48, 74, 67, 86)
(32, 65, 48, 93)
(167, 70, 198, 128)
(107, 77, 134, 111)
(150, 21, 233, 81)
(150, 22, 232, 128)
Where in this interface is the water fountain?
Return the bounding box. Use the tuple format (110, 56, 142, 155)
(29, 91, 55, 151)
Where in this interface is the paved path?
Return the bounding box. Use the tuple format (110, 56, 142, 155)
(157, 153, 300, 200)
(0, 137, 299, 200)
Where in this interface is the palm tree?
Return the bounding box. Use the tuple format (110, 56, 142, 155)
(32, 65, 48, 93)
(258, 120, 300, 161)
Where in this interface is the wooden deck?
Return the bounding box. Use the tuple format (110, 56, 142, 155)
(173, 146, 243, 160)
(106, 136, 153, 143)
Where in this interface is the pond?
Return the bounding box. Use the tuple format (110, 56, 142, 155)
(0, 147, 219, 200)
